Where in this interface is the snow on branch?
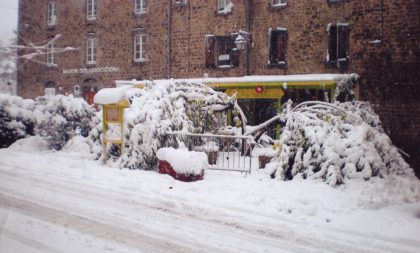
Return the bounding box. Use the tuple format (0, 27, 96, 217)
(0, 34, 78, 66)
(268, 101, 413, 187)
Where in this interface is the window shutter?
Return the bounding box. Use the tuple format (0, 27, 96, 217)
(338, 25, 349, 60)
(230, 34, 240, 67)
(205, 35, 215, 68)
(278, 30, 288, 63)
(328, 25, 338, 63)
(268, 29, 275, 65)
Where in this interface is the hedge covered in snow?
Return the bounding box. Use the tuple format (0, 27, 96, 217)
(268, 101, 413, 187)
(33, 95, 95, 150)
(0, 94, 35, 147)
(0, 94, 95, 150)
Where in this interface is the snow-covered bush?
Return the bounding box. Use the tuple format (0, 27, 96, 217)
(0, 94, 35, 147)
(334, 73, 359, 102)
(0, 94, 95, 150)
(270, 101, 413, 187)
(34, 95, 95, 150)
(91, 81, 236, 170)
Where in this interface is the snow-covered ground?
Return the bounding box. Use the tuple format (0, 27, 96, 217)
(0, 137, 419, 253)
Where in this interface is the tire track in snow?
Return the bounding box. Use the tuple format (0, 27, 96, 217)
(0, 169, 312, 253)
(0, 193, 210, 253)
(1, 229, 58, 253)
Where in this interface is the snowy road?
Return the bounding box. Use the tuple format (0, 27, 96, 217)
(0, 138, 419, 253)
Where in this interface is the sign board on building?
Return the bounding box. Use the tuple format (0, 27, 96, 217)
(63, 66, 120, 75)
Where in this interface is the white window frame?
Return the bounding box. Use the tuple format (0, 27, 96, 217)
(271, 0, 287, 7)
(134, 34, 146, 62)
(134, 0, 146, 15)
(175, 0, 187, 7)
(86, 38, 97, 65)
(47, 2, 57, 26)
(217, 0, 232, 14)
(86, 0, 97, 21)
(46, 42, 56, 67)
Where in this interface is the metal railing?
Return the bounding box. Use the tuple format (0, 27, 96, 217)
(165, 132, 255, 174)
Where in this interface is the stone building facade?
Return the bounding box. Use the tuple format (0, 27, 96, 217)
(17, 0, 419, 174)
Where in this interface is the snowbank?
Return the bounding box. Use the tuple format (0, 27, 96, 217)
(8, 136, 49, 152)
(252, 146, 279, 157)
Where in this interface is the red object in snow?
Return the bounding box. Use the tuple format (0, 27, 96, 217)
(255, 86, 264, 93)
(158, 161, 204, 182)
(84, 91, 96, 105)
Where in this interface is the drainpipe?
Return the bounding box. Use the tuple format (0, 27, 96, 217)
(379, 0, 384, 44)
(167, 0, 173, 79)
(245, 0, 251, 76)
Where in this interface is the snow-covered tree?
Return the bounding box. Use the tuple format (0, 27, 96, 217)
(89, 80, 241, 169)
(268, 101, 413, 186)
(1, 34, 77, 67)
(0, 38, 17, 94)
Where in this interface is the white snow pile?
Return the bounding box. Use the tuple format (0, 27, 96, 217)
(269, 101, 416, 187)
(252, 146, 280, 158)
(90, 80, 237, 169)
(156, 143, 208, 174)
(93, 85, 130, 105)
(8, 135, 50, 152)
(0, 94, 95, 150)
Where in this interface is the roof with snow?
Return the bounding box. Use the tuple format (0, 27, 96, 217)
(116, 74, 357, 88)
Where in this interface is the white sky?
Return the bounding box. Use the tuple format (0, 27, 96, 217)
(0, 0, 19, 41)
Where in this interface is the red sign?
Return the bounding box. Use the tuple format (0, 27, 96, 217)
(255, 86, 264, 93)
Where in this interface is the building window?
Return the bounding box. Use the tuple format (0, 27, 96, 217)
(47, 2, 57, 26)
(271, 0, 287, 8)
(217, 0, 233, 15)
(45, 81, 56, 96)
(175, 0, 187, 7)
(46, 42, 56, 67)
(268, 28, 288, 67)
(326, 23, 350, 68)
(86, 0, 97, 21)
(134, 0, 146, 15)
(205, 34, 239, 69)
(134, 34, 146, 62)
(86, 37, 97, 65)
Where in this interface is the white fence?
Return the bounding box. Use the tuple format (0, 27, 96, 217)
(165, 132, 255, 174)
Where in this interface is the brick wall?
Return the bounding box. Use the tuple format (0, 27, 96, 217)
(17, 0, 419, 174)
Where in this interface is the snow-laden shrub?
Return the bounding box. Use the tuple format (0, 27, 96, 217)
(90, 81, 235, 169)
(34, 95, 95, 150)
(0, 94, 35, 147)
(334, 73, 359, 102)
(0, 94, 95, 150)
(270, 101, 413, 187)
